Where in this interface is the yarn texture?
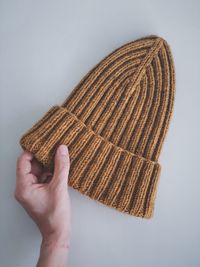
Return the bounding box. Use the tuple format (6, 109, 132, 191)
(20, 35, 175, 218)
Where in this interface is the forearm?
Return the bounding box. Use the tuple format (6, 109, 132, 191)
(36, 234, 69, 267)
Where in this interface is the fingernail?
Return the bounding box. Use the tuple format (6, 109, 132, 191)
(58, 145, 68, 155)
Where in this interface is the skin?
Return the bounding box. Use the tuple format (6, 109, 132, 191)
(15, 144, 71, 267)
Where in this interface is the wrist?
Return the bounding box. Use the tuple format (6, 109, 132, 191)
(37, 232, 69, 267)
(41, 231, 70, 251)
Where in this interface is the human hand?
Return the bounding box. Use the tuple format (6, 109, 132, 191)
(15, 145, 71, 262)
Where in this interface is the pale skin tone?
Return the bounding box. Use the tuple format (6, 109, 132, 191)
(15, 144, 71, 267)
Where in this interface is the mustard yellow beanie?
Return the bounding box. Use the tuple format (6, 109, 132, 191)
(20, 35, 175, 218)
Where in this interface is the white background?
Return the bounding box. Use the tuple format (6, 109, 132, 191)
(0, 0, 200, 266)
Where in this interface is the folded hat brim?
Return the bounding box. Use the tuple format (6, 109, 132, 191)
(20, 105, 161, 218)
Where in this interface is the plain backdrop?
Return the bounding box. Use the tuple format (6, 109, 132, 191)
(0, 0, 200, 266)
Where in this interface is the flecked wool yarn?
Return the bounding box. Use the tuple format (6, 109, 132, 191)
(20, 35, 175, 218)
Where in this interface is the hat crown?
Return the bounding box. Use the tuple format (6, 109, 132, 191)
(62, 35, 175, 161)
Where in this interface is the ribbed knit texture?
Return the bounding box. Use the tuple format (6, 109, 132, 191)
(20, 35, 175, 218)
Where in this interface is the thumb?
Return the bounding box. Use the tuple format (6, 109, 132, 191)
(53, 145, 70, 184)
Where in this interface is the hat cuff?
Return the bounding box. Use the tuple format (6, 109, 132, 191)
(20, 105, 161, 218)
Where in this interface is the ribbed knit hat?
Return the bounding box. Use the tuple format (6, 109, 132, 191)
(20, 35, 175, 218)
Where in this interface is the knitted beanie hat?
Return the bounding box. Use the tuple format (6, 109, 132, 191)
(20, 35, 175, 219)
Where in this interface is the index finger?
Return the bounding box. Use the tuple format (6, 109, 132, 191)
(16, 151, 34, 179)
